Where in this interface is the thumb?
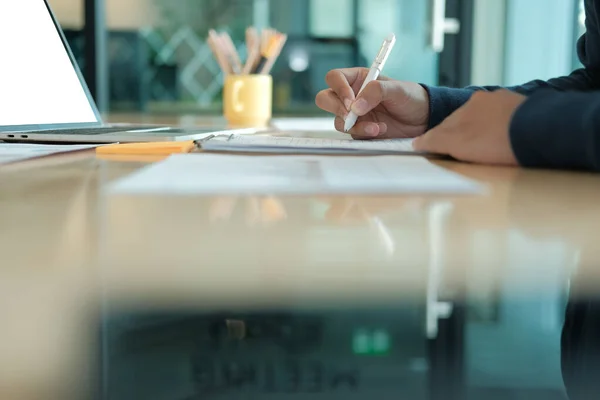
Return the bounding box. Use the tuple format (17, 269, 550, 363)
(412, 128, 453, 155)
(350, 80, 399, 117)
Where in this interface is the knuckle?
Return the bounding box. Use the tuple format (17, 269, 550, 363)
(470, 91, 489, 101)
(315, 90, 346, 116)
(364, 80, 386, 102)
(366, 80, 383, 93)
(325, 70, 340, 85)
(314, 90, 328, 107)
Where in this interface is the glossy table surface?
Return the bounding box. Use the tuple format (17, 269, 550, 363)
(1, 115, 600, 399)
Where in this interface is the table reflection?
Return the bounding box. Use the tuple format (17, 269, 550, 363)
(94, 160, 600, 400)
(208, 196, 288, 226)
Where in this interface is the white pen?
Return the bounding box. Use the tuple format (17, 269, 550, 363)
(344, 33, 396, 133)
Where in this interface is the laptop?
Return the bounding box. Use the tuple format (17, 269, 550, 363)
(0, 0, 258, 143)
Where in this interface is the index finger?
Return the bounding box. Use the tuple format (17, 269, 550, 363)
(325, 68, 364, 110)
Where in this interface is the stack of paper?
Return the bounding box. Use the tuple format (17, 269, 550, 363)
(0, 143, 99, 165)
(200, 135, 419, 155)
(109, 154, 484, 196)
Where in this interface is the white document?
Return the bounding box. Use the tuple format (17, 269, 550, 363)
(271, 117, 337, 132)
(201, 135, 420, 155)
(0, 143, 98, 165)
(109, 154, 484, 196)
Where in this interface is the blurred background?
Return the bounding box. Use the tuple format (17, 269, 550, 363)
(48, 0, 585, 117)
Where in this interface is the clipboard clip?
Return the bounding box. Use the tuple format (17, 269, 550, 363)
(194, 134, 216, 145)
(194, 134, 234, 148)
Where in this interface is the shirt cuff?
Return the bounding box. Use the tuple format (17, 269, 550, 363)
(420, 85, 476, 130)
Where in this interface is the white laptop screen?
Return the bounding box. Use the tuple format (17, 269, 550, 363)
(0, 0, 100, 129)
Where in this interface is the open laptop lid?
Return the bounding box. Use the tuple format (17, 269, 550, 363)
(0, 0, 103, 133)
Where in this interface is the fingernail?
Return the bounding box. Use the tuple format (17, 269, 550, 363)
(344, 99, 352, 111)
(378, 123, 388, 134)
(365, 124, 377, 136)
(351, 98, 369, 115)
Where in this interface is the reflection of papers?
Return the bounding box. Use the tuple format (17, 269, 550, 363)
(208, 196, 287, 225)
(109, 154, 484, 196)
(271, 117, 336, 132)
(0, 143, 98, 165)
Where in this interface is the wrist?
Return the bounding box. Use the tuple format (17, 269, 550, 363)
(420, 84, 476, 130)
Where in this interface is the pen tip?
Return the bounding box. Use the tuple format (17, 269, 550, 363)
(344, 113, 357, 133)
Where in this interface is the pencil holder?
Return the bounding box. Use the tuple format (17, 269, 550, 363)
(223, 74, 273, 128)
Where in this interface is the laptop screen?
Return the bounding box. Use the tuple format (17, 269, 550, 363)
(0, 0, 101, 131)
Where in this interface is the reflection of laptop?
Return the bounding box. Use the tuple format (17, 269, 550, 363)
(0, 0, 256, 143)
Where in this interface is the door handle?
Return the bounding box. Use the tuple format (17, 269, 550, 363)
(430, 0, 461, 53)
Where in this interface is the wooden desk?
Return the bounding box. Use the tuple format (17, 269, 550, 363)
(1, 123, 600, 399)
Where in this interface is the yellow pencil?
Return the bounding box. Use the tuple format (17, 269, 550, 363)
(261, 33, 288, 74)
(95, 141, 196, 156)
(243, 27, 260, 74)
(253, 34, 284, 74)
(220, 32, 243, 74)
(207, 29, 232, 75)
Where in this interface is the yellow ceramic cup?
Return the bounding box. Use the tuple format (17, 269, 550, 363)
(223, 74, 273, 128)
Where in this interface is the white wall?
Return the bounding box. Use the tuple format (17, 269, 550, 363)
(471, 0, 507, 86)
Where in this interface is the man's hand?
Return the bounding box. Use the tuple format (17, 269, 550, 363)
(315, 68, 430, 139)
(413, 90, 526, 166)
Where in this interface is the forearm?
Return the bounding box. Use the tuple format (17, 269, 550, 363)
(423, 68, 599, 130)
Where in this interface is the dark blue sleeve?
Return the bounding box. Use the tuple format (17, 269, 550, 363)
(422, 61, 600, 130)
(422, 57, 600, 130)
